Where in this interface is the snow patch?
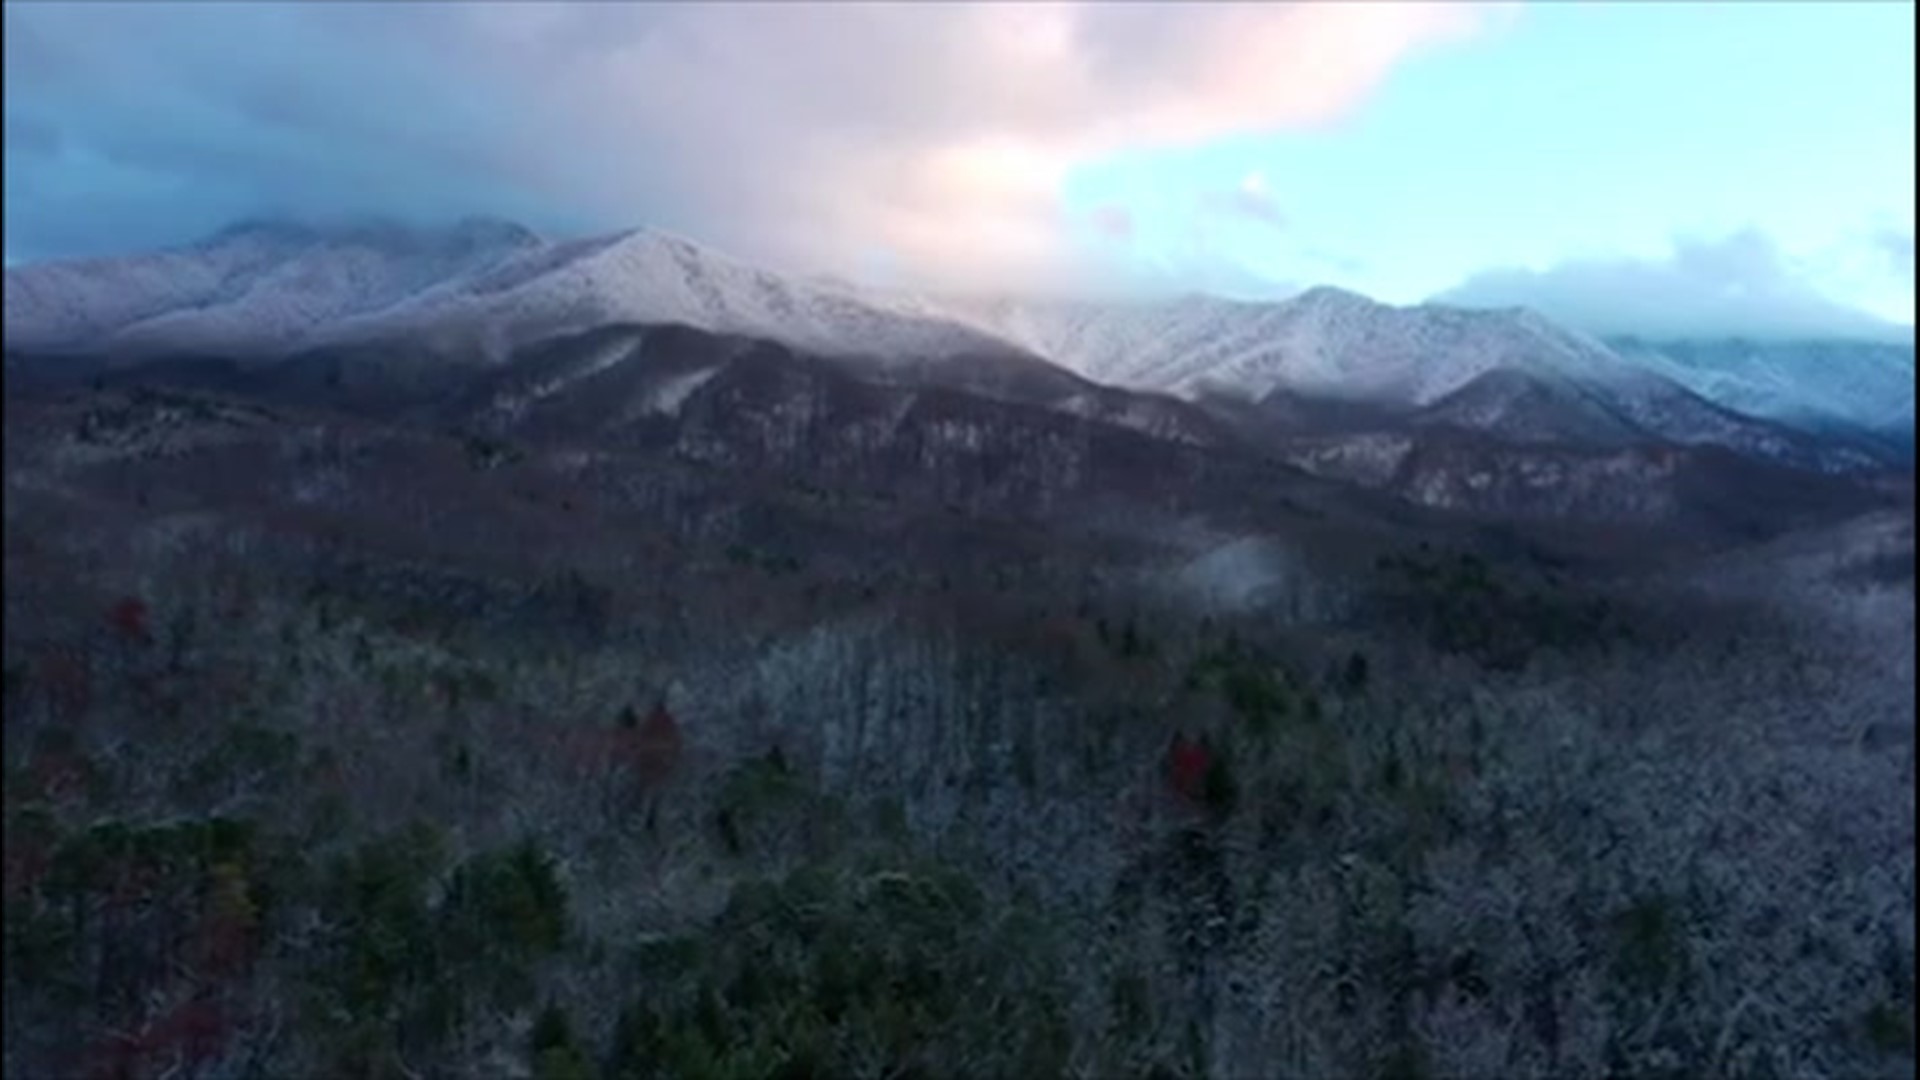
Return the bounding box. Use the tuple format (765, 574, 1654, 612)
(644, 367, 720, 416)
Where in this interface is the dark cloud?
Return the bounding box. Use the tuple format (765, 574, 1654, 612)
(1432, 229, 1911, 342)
(3, 3, 596, 263)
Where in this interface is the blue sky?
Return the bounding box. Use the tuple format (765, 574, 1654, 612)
(4, 2, 1913, 338)
(1066, 2, 1915, 331)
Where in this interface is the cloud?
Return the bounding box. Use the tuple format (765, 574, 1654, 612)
(1873, 224, 1915, 283)
(1087, 204, 1138, 243)
(3, 1, 1496, 291)
(1198, 171, 1288, 230)
(1432, 229, 1913, 341)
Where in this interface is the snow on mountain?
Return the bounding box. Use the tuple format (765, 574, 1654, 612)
(4, 227, 295, 354)
(3, 221, 1020, 371)
(482, 327, 648, 426)
(120, 222, 548, 355)
(330, 227, 1024, 366)
(939, 288, 1897, 470)
(644, 366, 724, 417)
(3, 219, 544, 356)
(941, 286, 1631, 408)
(1604, 336, 1917, 442)
(4, 219, 1908, 473)
(1414, 368, 1648, 447)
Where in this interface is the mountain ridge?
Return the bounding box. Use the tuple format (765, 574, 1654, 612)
(5, 218, 1912, 472)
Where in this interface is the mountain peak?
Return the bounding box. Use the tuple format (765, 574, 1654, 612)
(1289, 284, 1378, 311)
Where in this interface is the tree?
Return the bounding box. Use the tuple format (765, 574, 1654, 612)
(1342, 651, 1370, 694)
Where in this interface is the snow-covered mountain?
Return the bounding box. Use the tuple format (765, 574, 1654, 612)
(1604, 336, 1916, 449)
(2, 219, 1023, 368)
(938, 288, 1896, 470)
(3, 219, 545, 356)
(941, 287, 1631, 407)
(4, 219, 1910, 472)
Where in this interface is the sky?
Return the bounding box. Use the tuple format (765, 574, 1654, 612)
(4, 1, 1914, 339)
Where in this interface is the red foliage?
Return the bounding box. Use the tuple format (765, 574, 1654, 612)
(1166, 733, 1213, 803)
(110, 597, 152, 643)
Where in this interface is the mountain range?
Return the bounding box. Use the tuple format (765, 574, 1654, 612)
(4, 217, 1913, 533)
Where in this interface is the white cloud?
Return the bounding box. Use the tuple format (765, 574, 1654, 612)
(1433, 229, 1913, 341)
(5, 1, 1499, 291)
(457, 1, 1497, 290)
(1874, 224, 1915, 283)
(1196, 171, 1289, 231)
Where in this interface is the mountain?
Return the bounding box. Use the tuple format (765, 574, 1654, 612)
(954, 289, 1909, 470)
(8, 327, 1894, 554)
(2, 218, 545, 357)
(2, 219, 1024, 371)
(1604, 335, 1917, 457)
(945, 287, 1628, 406)
(4, 220, 1908, 479)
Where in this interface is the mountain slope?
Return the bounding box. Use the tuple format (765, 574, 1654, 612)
(947, 288, 1628, 405)
(2, 221, 1031, 373)
(2, 219, 543, 356)
(8, 315, 1895, 551)
(950, 289, 1897, 472)
(5, 220, 1908, 475)
(1605, 335, 1917, 454)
